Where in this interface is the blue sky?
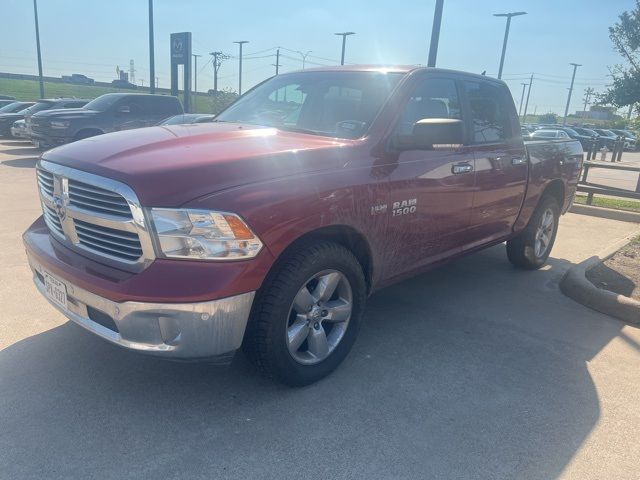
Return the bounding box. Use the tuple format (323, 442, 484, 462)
(1, 0, 635, 114)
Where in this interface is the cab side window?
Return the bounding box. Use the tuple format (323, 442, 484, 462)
(395, 78, 461, 136)
(464, 81, 512, 143)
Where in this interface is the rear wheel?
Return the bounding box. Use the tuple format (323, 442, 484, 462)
(506, 195, 560, 270)
(243, 241, 366, 386)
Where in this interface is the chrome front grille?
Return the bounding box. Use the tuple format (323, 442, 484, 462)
(42, 203, 64, 237)
(68, 179, 133, 218)
(74, 219, 143, 261)
(37, 169, 54, 197)
(35, 160, 155, 271)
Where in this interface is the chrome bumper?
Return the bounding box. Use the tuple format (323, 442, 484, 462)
(28, 258, 255, 360)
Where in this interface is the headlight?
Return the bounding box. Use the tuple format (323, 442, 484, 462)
(150, 208, 263, 260)
(50, 120, 70, 129)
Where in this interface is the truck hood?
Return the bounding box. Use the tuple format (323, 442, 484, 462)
(42, 122, 357, 206)
(33, 108, 97, 120)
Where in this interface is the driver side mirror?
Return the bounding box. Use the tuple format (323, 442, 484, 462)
(397, 118, 464, 150)
(117, 105, 130, 114)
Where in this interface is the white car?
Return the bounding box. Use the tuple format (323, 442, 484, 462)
(10, 119, 29, 139)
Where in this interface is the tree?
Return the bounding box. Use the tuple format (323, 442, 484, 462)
(538, 113, 558, 124)
(599, 1, 640, 109)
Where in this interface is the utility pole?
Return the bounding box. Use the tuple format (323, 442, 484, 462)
(297, 50, 312, 69)
(140, 79, 145, 88)
(493, 11, 527, 79)
(192, 53, 201, 93)
(427, 0, 444, 67)
(32, 0, 44, 98)
(273, 48, 281, 75)
(518, 82, 527, 117)
(148, 0, 155, 93)
(233, 40, 248, 95)
(335, 32, 355, 65)
(582, 87, 594, 118)
(522, 73, 533, 122)
(563, 62, 582, 125)
(209, 51, 229, 93)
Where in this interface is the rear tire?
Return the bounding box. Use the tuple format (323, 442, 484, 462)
(243, 241, 366, 386)
(506, 195, 560, 270)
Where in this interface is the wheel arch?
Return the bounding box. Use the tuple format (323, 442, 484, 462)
(271, 224, 375, 294)
(542, 179, 565, 210)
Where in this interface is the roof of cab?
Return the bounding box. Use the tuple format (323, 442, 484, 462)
(285, 64, 507, 84)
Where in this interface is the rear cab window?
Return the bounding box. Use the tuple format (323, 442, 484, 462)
(463, 80, 515, 144)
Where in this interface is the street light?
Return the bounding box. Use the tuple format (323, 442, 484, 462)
(233, 40, 249, 95)
(493, 11, 527, 79)
(297, 50, 312, 69)
(563, 63, 582, 125)
(334, 32, 355, 65)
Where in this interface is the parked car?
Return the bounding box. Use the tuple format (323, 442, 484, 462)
(29, 93, 184, 148)
(0, 95, 15, 100)
(0, 98, 87, 137)
(609, 129, 637, 150)
(593, 128, 619, 149)
(158, 113, 215, 125)
(530, 129, 571, 140)
(24, 66, 582, 385)
(111, 79, 138, 89)
(0, 99, 17, 108)
(0, 101, 35, 114)
(11, 119, 29, 139)
(62, 74, 95, 85)
(542, 126, 594, 149)
(23, 98, 89, 140)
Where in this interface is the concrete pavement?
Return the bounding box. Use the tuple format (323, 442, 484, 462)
(1, 140, 640, 480)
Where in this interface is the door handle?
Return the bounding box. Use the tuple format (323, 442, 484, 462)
(452, 163, 473, 174)
(511, 157, 527, 165)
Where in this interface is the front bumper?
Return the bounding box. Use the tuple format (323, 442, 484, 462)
(30, 132, 70, 148)
(28, 255, 255, 359)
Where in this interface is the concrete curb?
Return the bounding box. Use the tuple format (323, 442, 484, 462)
(569, 203, 640, 223)
(560, 229, 640, 324)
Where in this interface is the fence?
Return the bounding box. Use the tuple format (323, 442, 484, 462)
(577, 160, 640, 204)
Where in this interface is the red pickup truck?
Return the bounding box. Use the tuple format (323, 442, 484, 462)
(24, 66, 583, 385)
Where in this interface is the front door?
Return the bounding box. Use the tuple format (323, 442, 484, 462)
(384, 75, 476, 280)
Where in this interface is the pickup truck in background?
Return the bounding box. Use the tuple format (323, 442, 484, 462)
(29, 93, 183, 148)
(23, 66, 583, 385)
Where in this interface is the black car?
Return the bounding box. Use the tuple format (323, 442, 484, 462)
(0, 99, 17, 108)
(0, 101, 35, 114)
(29, 93, 184, 148)
(609, 129, 637, 150)
(548, 126, 593, 149)
(0, 98, 88, 137)
(593, 128, 619, 149)
(0, 95, 15, 100)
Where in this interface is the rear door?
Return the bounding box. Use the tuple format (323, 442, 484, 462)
(384, 74, 476, 279)
(461, 79, 528, 249)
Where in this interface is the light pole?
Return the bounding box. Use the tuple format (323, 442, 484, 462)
(518, 82, 527, 117)
(297, 50, 312, 69)
(148, 0, 155, 93)
(192, 53, 201, 93)
(335, 32, 355, 65)
(493, 11, 527, 79)
(522, 73, 534, 122)
(563, 62, 582, 125)
(32, 0, 44, 98)
(233, 40, 248, 95)
(427, 0, 444, 67)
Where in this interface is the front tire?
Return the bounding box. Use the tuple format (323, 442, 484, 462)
(243, 241, 366, 386)
(506, 195, 560, 270)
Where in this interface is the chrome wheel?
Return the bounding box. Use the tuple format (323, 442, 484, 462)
(286, 270, 353, 365)
(534, 208, 554, 258)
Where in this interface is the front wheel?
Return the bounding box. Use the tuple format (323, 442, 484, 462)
(243, 241, 366, 386)
(506, 195, 560, 270)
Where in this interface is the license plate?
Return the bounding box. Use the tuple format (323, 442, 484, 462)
(44, 271, 68, 311)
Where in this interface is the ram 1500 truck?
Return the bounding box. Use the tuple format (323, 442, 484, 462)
(23, 66, 583, 385)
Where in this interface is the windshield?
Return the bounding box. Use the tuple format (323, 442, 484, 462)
(160, 114, 202, 125)
(0, 102, 25, 113)
(19, 102, 52, 115)
(84, 94, 122, 112)
(215, 71, 403, 138)
(563, 127, 578, 136)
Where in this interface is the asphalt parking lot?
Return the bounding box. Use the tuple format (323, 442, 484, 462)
(1, 139, 640, 479)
